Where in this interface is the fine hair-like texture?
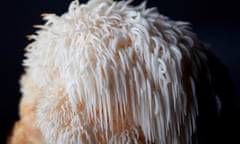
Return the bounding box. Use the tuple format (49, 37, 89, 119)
(9, 0, 212, 143)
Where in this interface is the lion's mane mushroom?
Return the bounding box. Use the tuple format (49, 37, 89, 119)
(8, 0, 213, 143)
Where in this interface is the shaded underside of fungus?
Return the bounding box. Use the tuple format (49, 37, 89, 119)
(9, 0, 211, 143)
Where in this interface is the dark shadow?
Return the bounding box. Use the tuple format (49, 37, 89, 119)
(196, 51, 240, 143)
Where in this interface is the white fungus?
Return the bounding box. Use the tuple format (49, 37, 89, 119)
(9, 0, 210, 143)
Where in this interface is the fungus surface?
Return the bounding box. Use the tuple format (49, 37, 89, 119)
(9, 0, 211, 143)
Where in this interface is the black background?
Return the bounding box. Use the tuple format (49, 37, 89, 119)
(1, 0, 239, 143)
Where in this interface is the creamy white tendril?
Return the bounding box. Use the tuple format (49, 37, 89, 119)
(23, 0, 209, 143)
